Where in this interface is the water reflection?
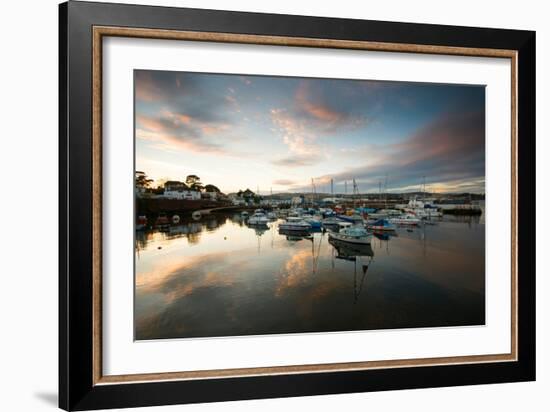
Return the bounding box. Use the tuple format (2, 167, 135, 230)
(135, 212, 485, 340)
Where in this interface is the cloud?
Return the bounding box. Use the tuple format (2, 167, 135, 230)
(269, 80, 369, 168)
(296, 83, 345, 123)
(271, 154, 323, 167)
(294, 80, 368, 131)
(269, 108, 325, 167)
(240, 76, 252, 85)
(136, 111, 230, 154)
(135, 71, 165, 102)
(311, 109, 485, 193)
(272, 179, 297, 186)
(137, 128, 225, 154)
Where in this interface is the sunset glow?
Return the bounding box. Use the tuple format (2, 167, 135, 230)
(135, 70, 485, 194)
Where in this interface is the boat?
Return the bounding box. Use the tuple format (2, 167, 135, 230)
(366, 218, 396, 232)
(375, 208, 402, 217)
(248, 211, 269, 226)
(389, 214, 421, 226)
(321, 217, 342, 229)
(278, 217, 311, 231)
(329, 226, 372, 245)
(136, 215, 148, 231)
(403, 198, 442, 218)
(154, 212, 170, 231)
(279, 228, 312, 240)
(337, 221, 352, 230)
(302, 215, 322, 229)
(288, 208, 304, 218)
(366, 211, 388, 219)
(336, 214, 364, 225)
(329, 238, 374, 260)
(266, 211, 277, 220)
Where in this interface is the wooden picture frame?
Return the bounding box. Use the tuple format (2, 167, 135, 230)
(59, 1, 535, 410)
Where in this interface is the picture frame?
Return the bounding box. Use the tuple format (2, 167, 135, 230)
(59, 1, 536, 410)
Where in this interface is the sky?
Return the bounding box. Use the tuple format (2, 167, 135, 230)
(135, 70, 485, 195)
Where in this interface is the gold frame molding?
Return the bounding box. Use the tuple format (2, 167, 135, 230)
(92, 26, 518, 386)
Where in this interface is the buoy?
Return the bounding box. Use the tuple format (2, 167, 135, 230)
(172, 214, 180, 224)
(192, 211, 201, 220)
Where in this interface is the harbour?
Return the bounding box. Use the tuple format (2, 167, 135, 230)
(135, 205, 485, 340)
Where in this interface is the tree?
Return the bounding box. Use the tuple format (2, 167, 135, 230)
(186, 174, 203, 192)
(185, 175, 200, 186)
(135, 171, 153, 189)
(204, 184, 221, 193)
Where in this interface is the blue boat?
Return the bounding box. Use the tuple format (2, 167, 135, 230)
(366, 218, 396, 232)
(302, 216, 322, 229)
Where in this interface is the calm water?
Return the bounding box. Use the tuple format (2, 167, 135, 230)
(135, 212, 485, 340)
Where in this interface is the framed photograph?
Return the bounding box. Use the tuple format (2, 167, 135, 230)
(59, 1, 535, 410)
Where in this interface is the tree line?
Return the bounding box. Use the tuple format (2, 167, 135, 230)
(135, 171, 221, 193)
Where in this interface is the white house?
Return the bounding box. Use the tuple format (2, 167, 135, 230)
(201, 191, 218, 200)
(163, 181, 201, 200)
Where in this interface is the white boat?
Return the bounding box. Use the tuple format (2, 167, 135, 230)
(266, 211, 277, 220)
(329, 226, 372, 245)
(403, 198, 442, 218)
(248, 211, 269, 226)
(279, 217, 311, 231)
(389, 214, 421, 225)
(288, 208, 304, 218)
(337, 221, 352, 230)
(322, 217, 342, 228)
(375, 208, 402, 217)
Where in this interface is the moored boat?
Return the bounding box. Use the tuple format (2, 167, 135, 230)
(155, 212, 170, 231)
(329, 237, 374, 260)
(366, 218, 396, 232)
(279, 217, 311, 231)
(321, 217, 342, 229)
(329, 226, 373, 245)
(336, 214, 364, 225)
(389, 214, 421, 226)
(248, 211, 269, 226)
(136, 215, 148, 230)
(302, 215, 322, 229)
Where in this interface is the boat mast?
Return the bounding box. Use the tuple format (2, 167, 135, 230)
(353, 178, 359, 209)
(311, 178, 316, 206)
(422, 176, 426, 202)
(385, 173, 388, 209)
